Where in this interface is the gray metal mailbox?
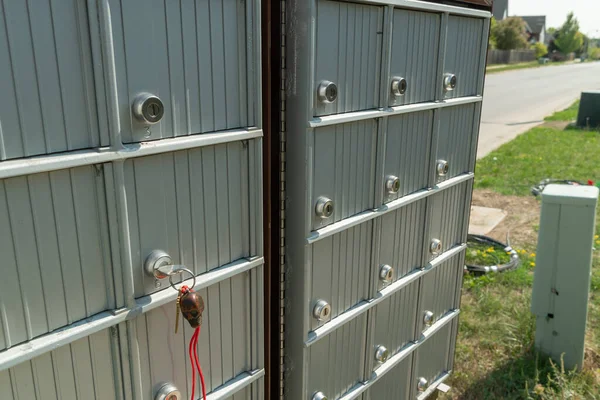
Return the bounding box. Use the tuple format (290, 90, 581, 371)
(0, 0, 264, 398)
(284, 0, 489, 398)
(0, 0, 490, 398)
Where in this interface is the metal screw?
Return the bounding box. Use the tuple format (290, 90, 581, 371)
(154, 280, 162, 288)
(312, 392, 328, 400)
(374, 345, 390, 363)
(313, 300, 332, 321)
(417, 377, 428, 392)
(315, 197, 334, 219)
(385, 175, 400, 194)
(430, 238, 442, 255)
(423, 310, 434, 327)
(436, 160, 449, 177)
(379, 264, 394, 284)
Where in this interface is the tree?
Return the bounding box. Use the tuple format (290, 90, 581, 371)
(489, 17, 497, 49)
(554, 12, 584, 54)
(531, 42, 548, 58)
(492, 17, 528, 50)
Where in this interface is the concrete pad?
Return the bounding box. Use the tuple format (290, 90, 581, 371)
(469, 205, 507, 235)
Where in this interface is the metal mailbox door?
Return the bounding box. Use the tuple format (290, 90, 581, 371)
(388, 9, 441, 107)
(314, 1, 383, 117)
(108, 0, 255, 143)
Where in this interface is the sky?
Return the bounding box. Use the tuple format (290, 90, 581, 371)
(508, 0, 600, 36)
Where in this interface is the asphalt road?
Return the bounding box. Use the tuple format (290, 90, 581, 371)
(477, 62, 600, 158)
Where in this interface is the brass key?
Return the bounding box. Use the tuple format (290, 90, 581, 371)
(174, 293, 182, 334)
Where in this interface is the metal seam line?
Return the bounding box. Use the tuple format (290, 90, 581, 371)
(304, 245, 465, 346)
(306, 173, 474, 244)
(0, 256, 264, 372)
(0, 129, 263, 180)
(337, 310, 460, 400)
(343, 0, 491, 18)
(308, 96, 483, 128)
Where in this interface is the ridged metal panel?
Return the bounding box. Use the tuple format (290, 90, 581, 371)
(378, 199, 427, 282)
(314, 1, 383, 116)
(226, 379, 265, 399)
(0, 329, 119, 399)
(310, 221, 373, 331)
(429, 182, 469, 258)
(124, 143, 250, 297)
(388, 9, 440, 106)
(383, 111, 433, 203)
(109, 0, 251, 143)
(308, 315, 367, 399)
(0, 0, 104, 160)
(0, 165, 112, 350)
(444, 16, 484, 99)
(413, 322, 453, 397)
(418, 253, 464, 332)
(436, 104, 477, 183)
(312, 120, 377, 230)
(365, 354, 413, 400)
(136, 273, 252, 398)
(371, 281, 419, 362)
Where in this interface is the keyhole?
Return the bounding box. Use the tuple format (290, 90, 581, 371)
(323, 308, 329, 316)
(148, 103, 159, 117)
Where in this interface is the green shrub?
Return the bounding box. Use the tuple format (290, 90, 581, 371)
(531, 42, 548, 58)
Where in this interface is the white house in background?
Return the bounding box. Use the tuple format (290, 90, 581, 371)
(492, 0, 508, 20)
(520, 16, 547, 45)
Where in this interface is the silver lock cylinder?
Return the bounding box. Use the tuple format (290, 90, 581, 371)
(133, 92, 165, 125)
(423, 310, 434, 327)
(379, 264, 394, 284)
(385, 175, 400, 194)
(374, 345, 390, 363)
(317, 81, 338, 104)
(436, 160, 449, 177)
(430, 238, 442, 255)
(315, 197, 334, 219)
(312, 392, 328, 400)
(417, 377, 429, 392)
(443, 73, 457, 92)
(313, 300, 332, 321)
(154, 383, 181, 400)
(391, 77, 408, 97)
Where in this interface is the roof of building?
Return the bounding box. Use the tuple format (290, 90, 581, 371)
(492, 0, 508, 20)
(520, 16, 547, 35)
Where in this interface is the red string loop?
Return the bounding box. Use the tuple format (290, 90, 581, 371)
(188, 326, 207, 400)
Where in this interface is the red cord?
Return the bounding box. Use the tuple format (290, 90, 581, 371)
(193, 327, 207, 400)
(188, 328, 198, 400)
(188, 326, 207, 400)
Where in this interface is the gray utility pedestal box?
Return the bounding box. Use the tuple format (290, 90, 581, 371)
(284, 0, 490, 398)
(532, 184, 599, 371)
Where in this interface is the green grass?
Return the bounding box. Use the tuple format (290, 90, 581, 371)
(474, 126, 600, 197)
(443, 101, 600, 399)
(486, 61, 570, 74)
(544, 100, 580, 121)
(465, 241, 512, 267)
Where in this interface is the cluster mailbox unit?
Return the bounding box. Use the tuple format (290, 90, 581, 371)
(284, 0, 490, 399)
(0, 0, 490, 399)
